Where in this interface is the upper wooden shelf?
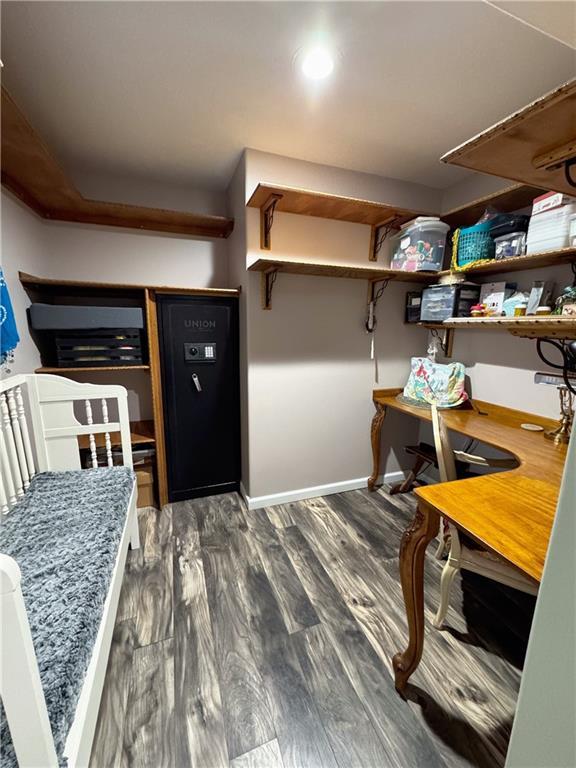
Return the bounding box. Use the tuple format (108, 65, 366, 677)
(441, 79, 576, 195)
(2, 87, 233, 239)
(19, 272, 240, 298)
(420, 316, 576, 340)
(248, 257, 437, 282)
(441, 183, 545, 229)
(437, 247, 576, 278)
(247, 183, 426, 227)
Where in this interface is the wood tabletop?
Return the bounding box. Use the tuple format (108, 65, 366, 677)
(373, 389, 568, 582)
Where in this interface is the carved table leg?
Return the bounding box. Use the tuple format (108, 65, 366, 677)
(392, 500, 440, 694)
(368, 402, 387, 491)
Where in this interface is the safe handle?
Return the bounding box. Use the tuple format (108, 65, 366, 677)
(192, 373, 202, 392)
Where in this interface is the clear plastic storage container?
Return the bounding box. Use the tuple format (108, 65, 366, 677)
(494, 232, 526, 259)
(420, 283, 481, 322)
(526, 203, 576, 254)
(391, 217, 450, 272)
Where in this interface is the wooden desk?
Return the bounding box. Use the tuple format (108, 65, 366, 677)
(369, 388, 567, 692)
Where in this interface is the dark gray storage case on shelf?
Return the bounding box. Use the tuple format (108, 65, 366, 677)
(28, 304, 146, 367)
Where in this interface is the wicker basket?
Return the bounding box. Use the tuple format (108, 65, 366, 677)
(456, 222, 494, 266)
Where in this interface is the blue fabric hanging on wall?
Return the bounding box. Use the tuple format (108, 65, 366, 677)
(0, 268, 20, 369)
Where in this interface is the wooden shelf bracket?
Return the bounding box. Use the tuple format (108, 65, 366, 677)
(260, 268, 278, 310)
(369, 217, 399, 262)
(260, 193, 283, 250)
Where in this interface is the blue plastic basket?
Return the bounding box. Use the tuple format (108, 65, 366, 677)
(457, 222, 495, 266)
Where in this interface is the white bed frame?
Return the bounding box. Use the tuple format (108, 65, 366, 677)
(0, 373, 140, 768)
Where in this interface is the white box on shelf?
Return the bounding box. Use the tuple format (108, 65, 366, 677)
(479, 281, 515, 315)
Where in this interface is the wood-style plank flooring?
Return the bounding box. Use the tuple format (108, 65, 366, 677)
(90, 487, 535, 768)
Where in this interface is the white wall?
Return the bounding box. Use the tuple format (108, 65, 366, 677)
(241, 151, 433, 501)
(1, 192, 47, 376)
(1, 187, 230, 420)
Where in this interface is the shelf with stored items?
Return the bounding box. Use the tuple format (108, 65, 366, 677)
(418, 316, 576, 340)
(436, 246, 576, 278)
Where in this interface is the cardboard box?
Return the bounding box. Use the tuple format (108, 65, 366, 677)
(136, 466, 155, 508)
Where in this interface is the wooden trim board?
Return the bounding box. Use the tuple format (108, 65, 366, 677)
(145, 289, 169, 509)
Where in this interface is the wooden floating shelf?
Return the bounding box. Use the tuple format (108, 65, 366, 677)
(420, 316, 576, 340)
(2, 87, 233, 239)
(19, 271, 240, 298)
(442, 183, 545, 229)
(247, 182, 434, 260)
(77, 419, 155, 450)
(442, 78, 576, 196)
(248, 257, 438, 282)
(247, 183, 427, 227)
(437, 247, 576, 278)
(36, 365, 151, 373)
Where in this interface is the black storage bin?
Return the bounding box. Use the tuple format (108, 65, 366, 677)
(405, 291, 422, 323)
(29, 304, 145, 367)
(420, 283, 480, 323)
(489, 214, 530, 239)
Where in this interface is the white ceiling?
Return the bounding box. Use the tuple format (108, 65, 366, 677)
(1, 1, 575, 194)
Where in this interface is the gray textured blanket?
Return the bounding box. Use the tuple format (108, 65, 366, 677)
(0, 466, 134, 767)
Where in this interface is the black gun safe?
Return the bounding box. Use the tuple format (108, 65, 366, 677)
(157, 294, 240, 502)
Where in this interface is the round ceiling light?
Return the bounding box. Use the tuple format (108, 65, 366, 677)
(301, 47, 334, 80)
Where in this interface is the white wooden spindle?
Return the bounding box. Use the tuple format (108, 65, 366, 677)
(0, 459, 9, 514)
(84, 400, 98, 469)
(7, 389, 30, 490)
(101, 399, 114, 468)
(0, 415, 17, 510)
(15, 386, 36, 481)
(0, 393, 24, 499)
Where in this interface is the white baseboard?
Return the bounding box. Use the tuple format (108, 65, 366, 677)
(240, 471, 407, 511)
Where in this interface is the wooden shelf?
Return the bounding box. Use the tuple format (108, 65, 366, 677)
(248, 257, 438, 282)
(420, 316, 576, 340)
(2, 87, 233, 239)
(247, 183, 428, 227)
(437, 247, 576, 278)
(441, 78, 576, 196)
(77, 420, 155, 450)
(19, 272, 240, 298)
(247, 182, 435, 259)
(35, 365, 150, 373)
(441, 183, 545, 229)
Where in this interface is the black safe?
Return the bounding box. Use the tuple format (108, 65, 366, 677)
(157, 295, 240, 502)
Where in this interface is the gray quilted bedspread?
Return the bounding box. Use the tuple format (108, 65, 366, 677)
(0, 466, 134, 767)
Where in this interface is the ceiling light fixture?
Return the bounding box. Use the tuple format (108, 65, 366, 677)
(301, 47, 334, 80)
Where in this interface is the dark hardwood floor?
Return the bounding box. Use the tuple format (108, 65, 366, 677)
(90, 486, 535, 768)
